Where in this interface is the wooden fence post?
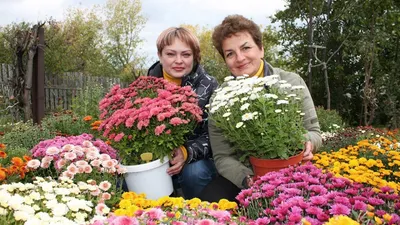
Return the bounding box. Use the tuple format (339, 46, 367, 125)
(32, 27, 45, 124)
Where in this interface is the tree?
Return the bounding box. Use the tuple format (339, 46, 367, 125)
(103, 0, 147, 79)
(45, 8, 115, 76)
(272, 0, 398, 126)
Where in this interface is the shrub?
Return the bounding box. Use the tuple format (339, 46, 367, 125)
(71, 82, 106, 119)
(41, 110, 92, 136)
(316, 106, 345, 132)
(320, 126, 390, 152)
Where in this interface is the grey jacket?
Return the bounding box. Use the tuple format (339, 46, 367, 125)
(209, 60, 322, 188)
(148, 61, 219, 163)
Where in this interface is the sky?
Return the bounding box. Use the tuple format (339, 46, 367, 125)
(0, 0, 287, 63)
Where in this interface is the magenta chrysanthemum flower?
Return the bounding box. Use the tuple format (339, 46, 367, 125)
(254, 217, 270, 225)
(334, 196, 351, 207)
(310, 196, 328, 206)
(353, 200, 367, 211)
(288, 212, 302, 223)
(367, 197, 385, 206)
(329, 203, 351, 215)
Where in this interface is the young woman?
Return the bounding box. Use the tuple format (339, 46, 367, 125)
(199, 15, 322, 202)
(147, 27, 218, 199)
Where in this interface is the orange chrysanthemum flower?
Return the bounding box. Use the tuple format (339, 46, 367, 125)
(0, 151, 7, 159)
(23, 155, 32, 162)
(0, 170, 6, 181)
(11, 157, 24, 166)
(105, 140, 111, 145)
(83, 116, 93, 121)
(91, 120, 102, 127)
(0, 143, 6, 150)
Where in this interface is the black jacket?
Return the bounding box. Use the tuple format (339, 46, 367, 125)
(148, 61, 218, 163)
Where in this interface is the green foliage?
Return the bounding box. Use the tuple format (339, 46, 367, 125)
(40, 111, 91, 136)
(271, 0, 399, 127)
(71, 82, 105, 119)
(0, 120, 53, 150)
(103, 0, 147, 77)
(320, 126, 388, 152)
(315, 106, 345, 132)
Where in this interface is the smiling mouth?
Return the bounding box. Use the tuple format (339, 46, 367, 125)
(173, 67, 185, 71)
(237, 63, 249, 70)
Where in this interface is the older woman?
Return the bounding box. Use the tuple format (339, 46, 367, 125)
(199, 15, 322, 202)
(147, 27, 218, 199)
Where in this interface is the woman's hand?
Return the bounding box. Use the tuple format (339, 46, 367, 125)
(167, 147, 185, 176)
(302, 141, 314, 161)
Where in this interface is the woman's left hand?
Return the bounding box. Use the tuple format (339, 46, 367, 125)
(167, 148, 185, 176)
(302, 141, 314, 161)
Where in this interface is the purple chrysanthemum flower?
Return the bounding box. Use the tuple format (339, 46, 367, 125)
(329, 203, 351, 215)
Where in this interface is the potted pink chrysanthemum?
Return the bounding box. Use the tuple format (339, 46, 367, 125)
(98, 76, 203, 199)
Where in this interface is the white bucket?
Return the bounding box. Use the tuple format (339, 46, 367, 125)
(123, 156, 173, 200)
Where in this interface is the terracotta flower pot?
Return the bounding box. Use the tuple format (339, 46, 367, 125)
(249, 150, 304, 177)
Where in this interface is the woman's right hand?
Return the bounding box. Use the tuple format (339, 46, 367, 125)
(166, 148, 185, 176)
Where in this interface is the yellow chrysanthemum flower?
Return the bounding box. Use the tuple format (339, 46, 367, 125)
(323, 215, 360, 225)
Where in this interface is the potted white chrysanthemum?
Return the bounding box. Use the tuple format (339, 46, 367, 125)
(209, 75, 307, 176)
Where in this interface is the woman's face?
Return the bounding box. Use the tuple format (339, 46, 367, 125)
(221, 31, 264, 77)
(158, 38, 194, 78)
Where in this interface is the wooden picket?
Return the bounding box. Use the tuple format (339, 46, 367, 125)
(0, 64, 128, 113)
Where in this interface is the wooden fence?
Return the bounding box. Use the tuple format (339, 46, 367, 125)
(0, 64, 127, 115)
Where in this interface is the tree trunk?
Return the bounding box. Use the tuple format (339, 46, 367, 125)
(307, 0, 313, 94)
(23, 25, 40, 121)
(323, 62, 331, 109)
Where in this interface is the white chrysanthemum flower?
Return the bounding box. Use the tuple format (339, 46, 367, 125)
(264, 93, 278, 99)
(280, 83, 292, 89)
(300, 113, 305, 116)
(222, 112, 231, 118)
(9, 194, 24, 210)
(275, 109, 282, 113)
(240, 103, 250, 111)
(277, 100, 289, 105)
(45, 199, 58, 209)
(24, 196, 34, 205)
(252, 87, 264, 94)
(292, 85, 305, 90)
(14, 210, 30, 221)
(52, 203, 69, 217)
(249, 93, 259, 100)
(28, 192, 41, 201)
(224, 76, 235, 81)
(242, 113, 254, 121)
(55, 188, 71, 196)
(0, 207, 7, 215)
(44, 193, 56, 200)
(287, 94, 297, 98)
(236, 122, 244, 128)
(74, 212, 88, 223)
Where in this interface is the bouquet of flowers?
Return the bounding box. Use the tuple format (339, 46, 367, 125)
(236, 163, 400, 225)
(209, 75, 307, 160)
(98, 76, 203, 165)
